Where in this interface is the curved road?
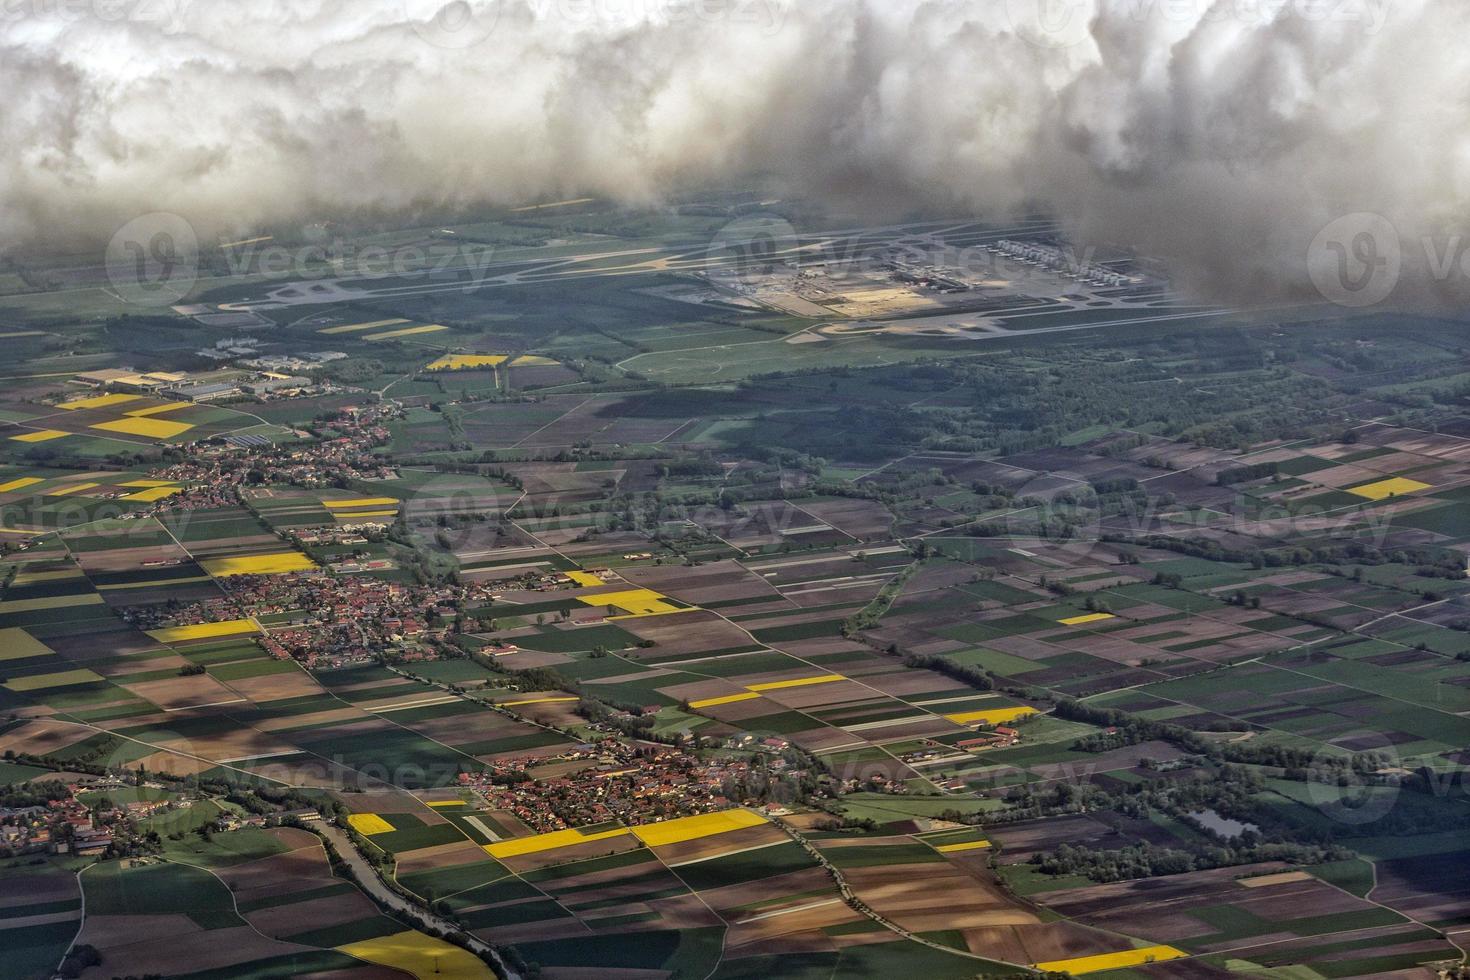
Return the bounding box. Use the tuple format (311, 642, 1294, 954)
(317, 822, 522, 980)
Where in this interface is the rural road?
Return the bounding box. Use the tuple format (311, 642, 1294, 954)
(776, 820, 1028, 971)
(317, 822, 522, 980)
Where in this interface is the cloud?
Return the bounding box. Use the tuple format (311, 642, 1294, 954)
(0, 0, 1461, 305)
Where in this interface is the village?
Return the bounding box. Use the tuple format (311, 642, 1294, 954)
(462, 739, 801, 834)
(0, 772, 249, 860)
(145, 402, 404, 498)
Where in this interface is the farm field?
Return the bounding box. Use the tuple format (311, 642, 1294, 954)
(0, 204, 1467, 980)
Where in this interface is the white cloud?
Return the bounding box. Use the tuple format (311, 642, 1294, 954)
(1, 0, 1462, 304)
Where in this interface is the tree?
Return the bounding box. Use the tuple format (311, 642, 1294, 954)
(57, 944, 102, 979)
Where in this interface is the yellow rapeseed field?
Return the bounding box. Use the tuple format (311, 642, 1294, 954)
(346, 813, 395, 835)
(124, 403, 190, 417)
(0, 477, 43, 493)
(934, 839, 992, 853)
(337, 930, 493, 980)
(483, 808, 767, 859)
(147, 619, 259, 643)
(202, 552, 317, 576)
(565, 570, 604, 587)
(1034, 945, 1187, 974)
(1239, 870, 1314, 888)
(629, 808, 767, 847)
(364, 324, 448, 341)
(1347, 477, 1432, 500)
(124, 486, 182, 502)
(485, 825, 631, 859)
(10, 430, 70, 443)
(58, 393, 141, 411)
(688, 691, 762, 709)
(318, 318, 409, 335)
(498, 696, 580, 707)
(45, 483, 99, 497)
(424, 354, 508, 371)
(577, 588, 685, 617)
(1058, 612, 1116, 626)
(322, 497, 400, 509)
(91, 417, 195, 439)
(746, 674, 844, 693)
(943, 706, 1037, 726)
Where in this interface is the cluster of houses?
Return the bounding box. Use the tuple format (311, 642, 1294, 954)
(898, 726, 1023, 768)
(124, 403, 402, 524)
(72, 363, 335, 404)
(174, 404, 401, 488)
(0, 804, 60, 855)
(467, 741, 764, 834)
(225, 568, 506, 667)
(723, 733, 792, 753)
(0, 777, 189, 858)
(124, 591, 242, 634)
(956, 726, 1022, 752)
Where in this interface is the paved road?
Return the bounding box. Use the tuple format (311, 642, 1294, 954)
(318, 822, 521, 980)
